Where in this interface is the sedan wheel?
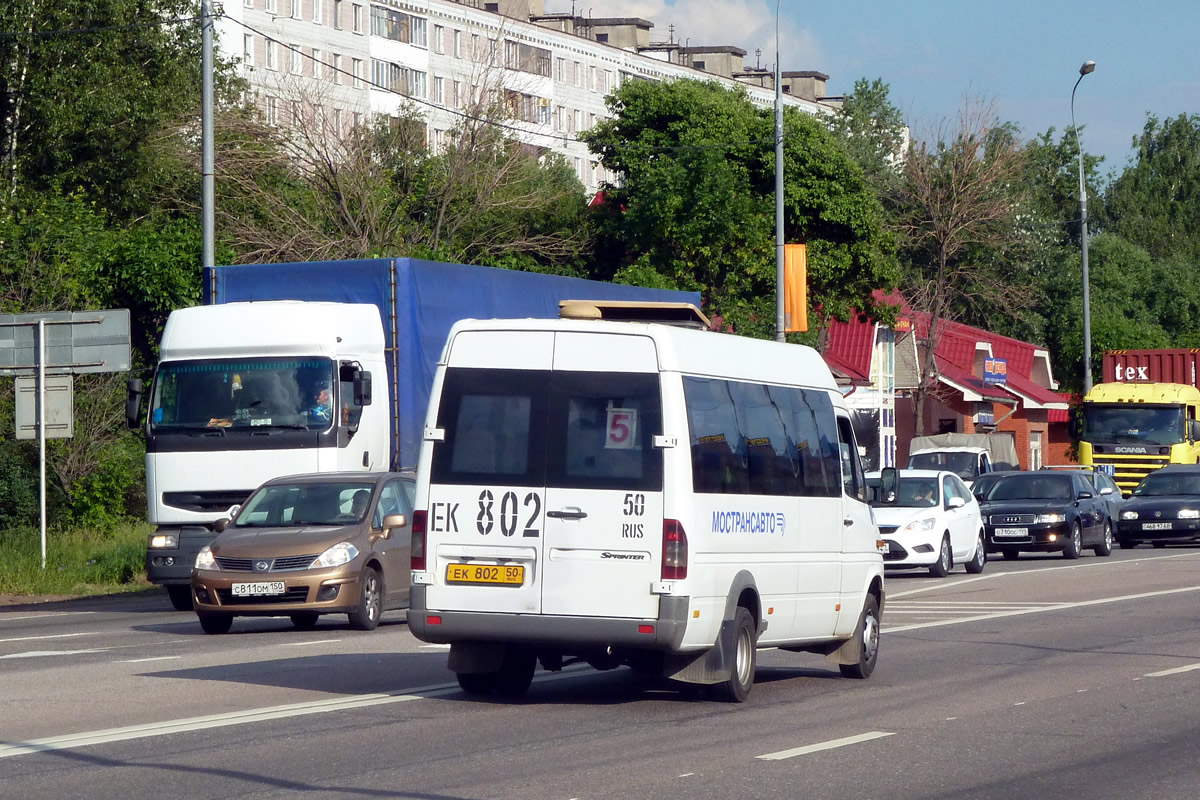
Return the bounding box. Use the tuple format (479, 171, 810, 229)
(1063, 523, 1082, 559)
(928, 535, 951, 578)
(1094, 521, 1113, 557)
(965, 533, 987, 574)
(347, 567, 383, 631)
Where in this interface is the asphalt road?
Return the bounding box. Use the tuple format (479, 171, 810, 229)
(4, 547, 1200, 799)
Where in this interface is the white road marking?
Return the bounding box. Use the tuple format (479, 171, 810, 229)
(678, 773, 695, 778)
(0, 649, 104, 660)
(279, 639, 341, 647)
(0, 632, 99, 644)
(757, 731, 894, 761)
(114, 656, 182, 664)
(885, 585, 1200, 633)
(0, 612, 96, 623)
(419, 644, 451, 649)
(1145, 662, 1200, 678)
(888, 550, 1200, 599)
(0, 668, 589, 760)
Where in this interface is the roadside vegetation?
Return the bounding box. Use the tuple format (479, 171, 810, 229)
(0, 523, 152, 597)
(2, 4, 1200, 595)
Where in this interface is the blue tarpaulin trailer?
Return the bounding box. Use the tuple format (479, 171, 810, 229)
(204, 258, 701, 470)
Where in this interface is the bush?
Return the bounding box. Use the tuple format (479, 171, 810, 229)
(0, 440, 39, 529)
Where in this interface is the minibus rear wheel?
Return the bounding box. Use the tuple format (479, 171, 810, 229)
(714, 606, 757, 703)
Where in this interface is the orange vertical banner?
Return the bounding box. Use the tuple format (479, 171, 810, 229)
(784, 243, 808, 332)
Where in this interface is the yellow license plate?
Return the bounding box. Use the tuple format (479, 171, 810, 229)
(446, 563, 525, 586)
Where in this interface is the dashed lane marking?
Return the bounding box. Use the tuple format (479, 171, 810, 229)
(757, 731, 895, 760)
(1146, 662, 1200, 678)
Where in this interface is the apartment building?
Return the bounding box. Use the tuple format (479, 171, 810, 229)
(217, 0, 834, 193)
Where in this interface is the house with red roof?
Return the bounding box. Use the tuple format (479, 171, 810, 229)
(824, 294, 1076, 471)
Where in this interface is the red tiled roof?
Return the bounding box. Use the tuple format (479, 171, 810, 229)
(824, 315, 876, 382)
(823, 349, 870, 384)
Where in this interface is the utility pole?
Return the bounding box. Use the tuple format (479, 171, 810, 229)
(773, 0, 784, 342)
(202, 0, 215, 270)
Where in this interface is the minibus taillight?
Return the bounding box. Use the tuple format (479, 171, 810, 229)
(662, 519, 688, 580)
(411, 510, 428, 571)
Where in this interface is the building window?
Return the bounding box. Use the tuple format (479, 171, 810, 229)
(693, 60, 705, 70)
(352, 58, 363, 88)
(333, 108, 342, 135)
(433, 76, 444, 105)
(604, 70, 613, 93)
(589, 64, 597, 91)
(264, 40, 276, 70)
(573, 60, 581, 87)
(554, 105, 565, 131)
(371, 7, 426, 46)
(595, 33, 608, 43)
(353, 111, 362, 129)
(265, 0, 277, 13)
(452, 80, 462, 109)
(555, 57, 565, 82)
(265, 96, 278, 125)
(290, 43, 302, 73)
(485, 2, 499, 11)
(244, 0, 253, 8)
(504, 40, 551, 76)
(333, 0, 342, 28)
(312, 48, 322, 79)
(433, 25, 445, 54)
(243, 34, 254, 67)
(331, 53, 341, 83)
(570, 108, 579, 134)
(471, 34, 480, 59)
(292, 100, 303, 125)
(454, 30, 462, 58)
(312, 0, 322, 24)
(290, 0, 300, 19)
(352, 3, 362, 32)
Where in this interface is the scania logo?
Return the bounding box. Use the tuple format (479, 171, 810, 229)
(254, 560, 271, 572)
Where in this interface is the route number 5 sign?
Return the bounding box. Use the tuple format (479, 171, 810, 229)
(605, 408, 638, 449)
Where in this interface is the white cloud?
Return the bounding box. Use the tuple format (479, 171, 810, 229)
(541, 0, 826, 75)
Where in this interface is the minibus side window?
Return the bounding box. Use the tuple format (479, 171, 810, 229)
(770, 385, 841, 498)
(727, 380, 792, 495)
(836, 416, 867, 502)
(684, 377, 749, 494)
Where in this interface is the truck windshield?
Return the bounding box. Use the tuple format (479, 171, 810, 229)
(908, 451, 977, 481)
(1083, 404, 1185, 446)
(149, 358, 336, 433)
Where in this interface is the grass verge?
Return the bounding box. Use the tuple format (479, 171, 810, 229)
(0, 522, 152, 596)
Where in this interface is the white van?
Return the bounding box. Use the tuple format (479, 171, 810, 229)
(408, 303, 885, 701)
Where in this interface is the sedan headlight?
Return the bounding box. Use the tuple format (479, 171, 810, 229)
(313, 541, 359, 568)
(195, 546, 217, 571)
(1120, 510, 1139, 520)
(1036, 512, 1067, 524)
(149, 533, 178, 549)
(1179, 509, 1200, 519)
(900, 518, 938, 535)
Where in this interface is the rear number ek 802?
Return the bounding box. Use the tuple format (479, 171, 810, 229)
(446, 563, 525, 585)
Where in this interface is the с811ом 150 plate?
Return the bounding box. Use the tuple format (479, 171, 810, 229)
(231, 581, 285, 596)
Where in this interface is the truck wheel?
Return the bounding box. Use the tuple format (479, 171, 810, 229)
(965, 533, 987, 574)
(167, 585, 194, 611)
(347, 567, 382, 631)
(715, 606, 757, 702)
(1063, 523, 1082, 559)
(928, 535, 951, 577)
(1094, 521, 1113, 557)
(839, 594, 880, 680)
(197, 612, 233, 635)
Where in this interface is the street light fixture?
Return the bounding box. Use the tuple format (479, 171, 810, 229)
(1072, 59, 1096, 392)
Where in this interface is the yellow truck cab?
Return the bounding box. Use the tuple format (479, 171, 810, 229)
(1076, 382, 1200, 495)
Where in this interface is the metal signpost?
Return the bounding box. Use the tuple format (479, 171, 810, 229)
(0, 310, 130, 568)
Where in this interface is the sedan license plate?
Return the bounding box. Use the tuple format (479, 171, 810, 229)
(1142, 522, 1173, 531)
(446, 563, 525, 586)
(231, 581, 285, 597)
(993, 527, 1028, 537)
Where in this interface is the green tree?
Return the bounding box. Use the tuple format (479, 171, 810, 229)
(0, 0, 240, 219)
(582, 78, 897, 340)
(1103, 113, 1200, 263)
(826, 77, 907, 193)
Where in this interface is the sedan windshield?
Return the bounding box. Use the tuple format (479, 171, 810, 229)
(234, 482, 375, 527)
(150, 357, 336, 432)
(989, 475, 1073, 501)
(909, 451, 977, 481)
(867, 477, 939, 508)
(1131, 473, 1200, 497)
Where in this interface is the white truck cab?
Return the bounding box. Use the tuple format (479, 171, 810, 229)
(408, 303, 885, 701)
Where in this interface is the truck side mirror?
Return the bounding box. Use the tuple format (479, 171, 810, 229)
(1190, 419, 1200, 441)
(126, 378, 143, 429)
(354, 371, 373, 406)
(878, 467, 899, 505)
(1069, 408, 1083, 440)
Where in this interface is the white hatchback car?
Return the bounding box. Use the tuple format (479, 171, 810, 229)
(867, 469, 987, 577)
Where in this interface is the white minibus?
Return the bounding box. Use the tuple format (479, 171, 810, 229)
(408, 303, 885, 701)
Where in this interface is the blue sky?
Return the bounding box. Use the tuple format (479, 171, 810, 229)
(545, 0, 1200, 178)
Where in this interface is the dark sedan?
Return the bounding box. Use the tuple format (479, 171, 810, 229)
(980, 471, 1113, 560)
(1116, 466, 1200, 549)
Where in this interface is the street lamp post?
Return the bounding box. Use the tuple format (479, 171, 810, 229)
(1072, 60, 1096, 393)
(774, 0, 785, 342)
